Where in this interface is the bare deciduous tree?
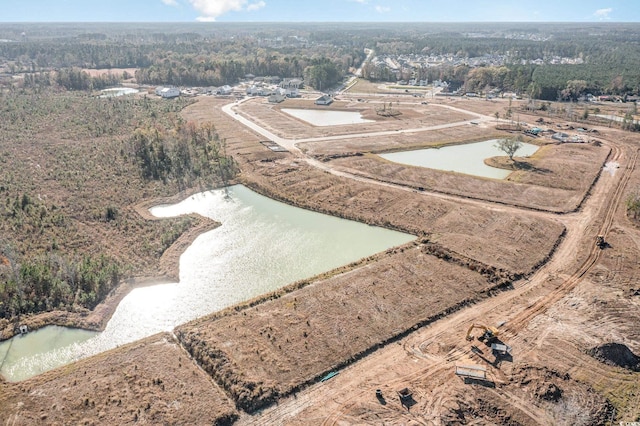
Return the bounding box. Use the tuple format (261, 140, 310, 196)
(495, 136, 523, 161)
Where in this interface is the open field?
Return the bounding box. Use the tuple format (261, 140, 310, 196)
(1, 90, 639, 425)
(80, 68, 138, 78)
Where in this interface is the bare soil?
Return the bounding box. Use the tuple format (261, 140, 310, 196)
(0, 333, 238, 425)
(2, 93, 639, 424)
(176, 242, 512, 412)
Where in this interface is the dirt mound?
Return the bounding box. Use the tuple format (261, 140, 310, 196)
(588, 343, 640, 371)
(535, 382, 563, 402)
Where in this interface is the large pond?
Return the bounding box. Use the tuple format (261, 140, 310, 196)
(0, 185, 414, 381)
(282, 108, 374, 126)
(379, 139, 540, 179)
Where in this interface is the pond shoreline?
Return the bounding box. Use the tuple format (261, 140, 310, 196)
(0, 186, 222, 342)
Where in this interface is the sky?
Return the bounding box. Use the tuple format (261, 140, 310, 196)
(1, 0, 638, 23)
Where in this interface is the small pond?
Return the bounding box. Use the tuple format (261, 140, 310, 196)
(0, 185, 414, 381)
(99, 87, 139, 98)
(282, 108, 374, 126)
(379, 139, 540, 179)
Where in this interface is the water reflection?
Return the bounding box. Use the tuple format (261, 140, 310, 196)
(380, 139, 540, 179)
(282, 108, 373, 126)
(0, 185, 414, 381)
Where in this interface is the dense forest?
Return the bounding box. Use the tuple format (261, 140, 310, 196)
(2, 22, 638, 97)
(0, 85, 234, 321)
(0, 23, 365, 90)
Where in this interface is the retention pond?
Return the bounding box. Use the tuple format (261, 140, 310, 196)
(281, 108, 374, 126)
(0, 185, 414, 381)
(380, 139, 540, 179)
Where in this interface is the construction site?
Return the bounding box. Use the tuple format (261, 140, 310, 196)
(1, 87, 639, 425)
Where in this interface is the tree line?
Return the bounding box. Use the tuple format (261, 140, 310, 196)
(130, 121, 238, 191)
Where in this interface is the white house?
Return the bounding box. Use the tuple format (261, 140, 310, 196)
(281, 86, 299, 98)
(216, 85, 233, 96)
(268, 93, 286, 103)
(246, 85, 260, 96)
(158, 87, 180, 98)
(315, 94, 333, 105)
(280, 78, 302, 98)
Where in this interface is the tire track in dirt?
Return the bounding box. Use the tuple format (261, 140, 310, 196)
(503, 146, 636, 336)
(316, 143, 632, 425)
(227, 99, 633, 424)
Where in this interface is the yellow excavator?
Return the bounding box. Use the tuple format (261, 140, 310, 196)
(466, 324, 500, 343)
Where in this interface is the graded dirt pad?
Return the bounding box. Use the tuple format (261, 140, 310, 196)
(298, 125, 502, 156)
(176, 243, 510, 413)
(181, 96, 286, 164)
(235, 97, 474, 140)
(0, 333, 238, 425)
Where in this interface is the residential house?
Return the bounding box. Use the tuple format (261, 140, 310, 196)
(216, 85, 233, 96)
(268, 93, 286, 103)
(246, 85, 260, 96)
(280, 78, 302, 98)
(157, 87, 180, 98)
(315, 94, 333, 105)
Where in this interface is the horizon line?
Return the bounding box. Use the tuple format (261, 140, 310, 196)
(1, 20, 639, 24)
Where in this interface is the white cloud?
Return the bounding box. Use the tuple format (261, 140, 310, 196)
(375, 5, 390, 13)
(161, 0, 179, 5)
(593, 7, 612, 20)
(187, 0, 266, 21)
(351, 0, 368, 4)
(247, 0, 266, 11)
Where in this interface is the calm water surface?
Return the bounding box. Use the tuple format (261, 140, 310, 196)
(0, 185, 413, 381)
(99, 87, 139, 98)
(380, 139, 540, 179)
(282, 108, 374, 126)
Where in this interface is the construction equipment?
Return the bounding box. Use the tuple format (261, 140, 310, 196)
(466, 324, 500, 343)
(491, 343, 512, 356)
(596, 235, 606, 249)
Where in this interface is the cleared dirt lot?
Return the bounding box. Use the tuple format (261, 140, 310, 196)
(176, 243, 513, 412)
(236, 96, 610, 213)
(0, 333, 238, 425)
(232, 135, 639, 425)
(2, 94, 638, 424)
(236, 97, 475, 140)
